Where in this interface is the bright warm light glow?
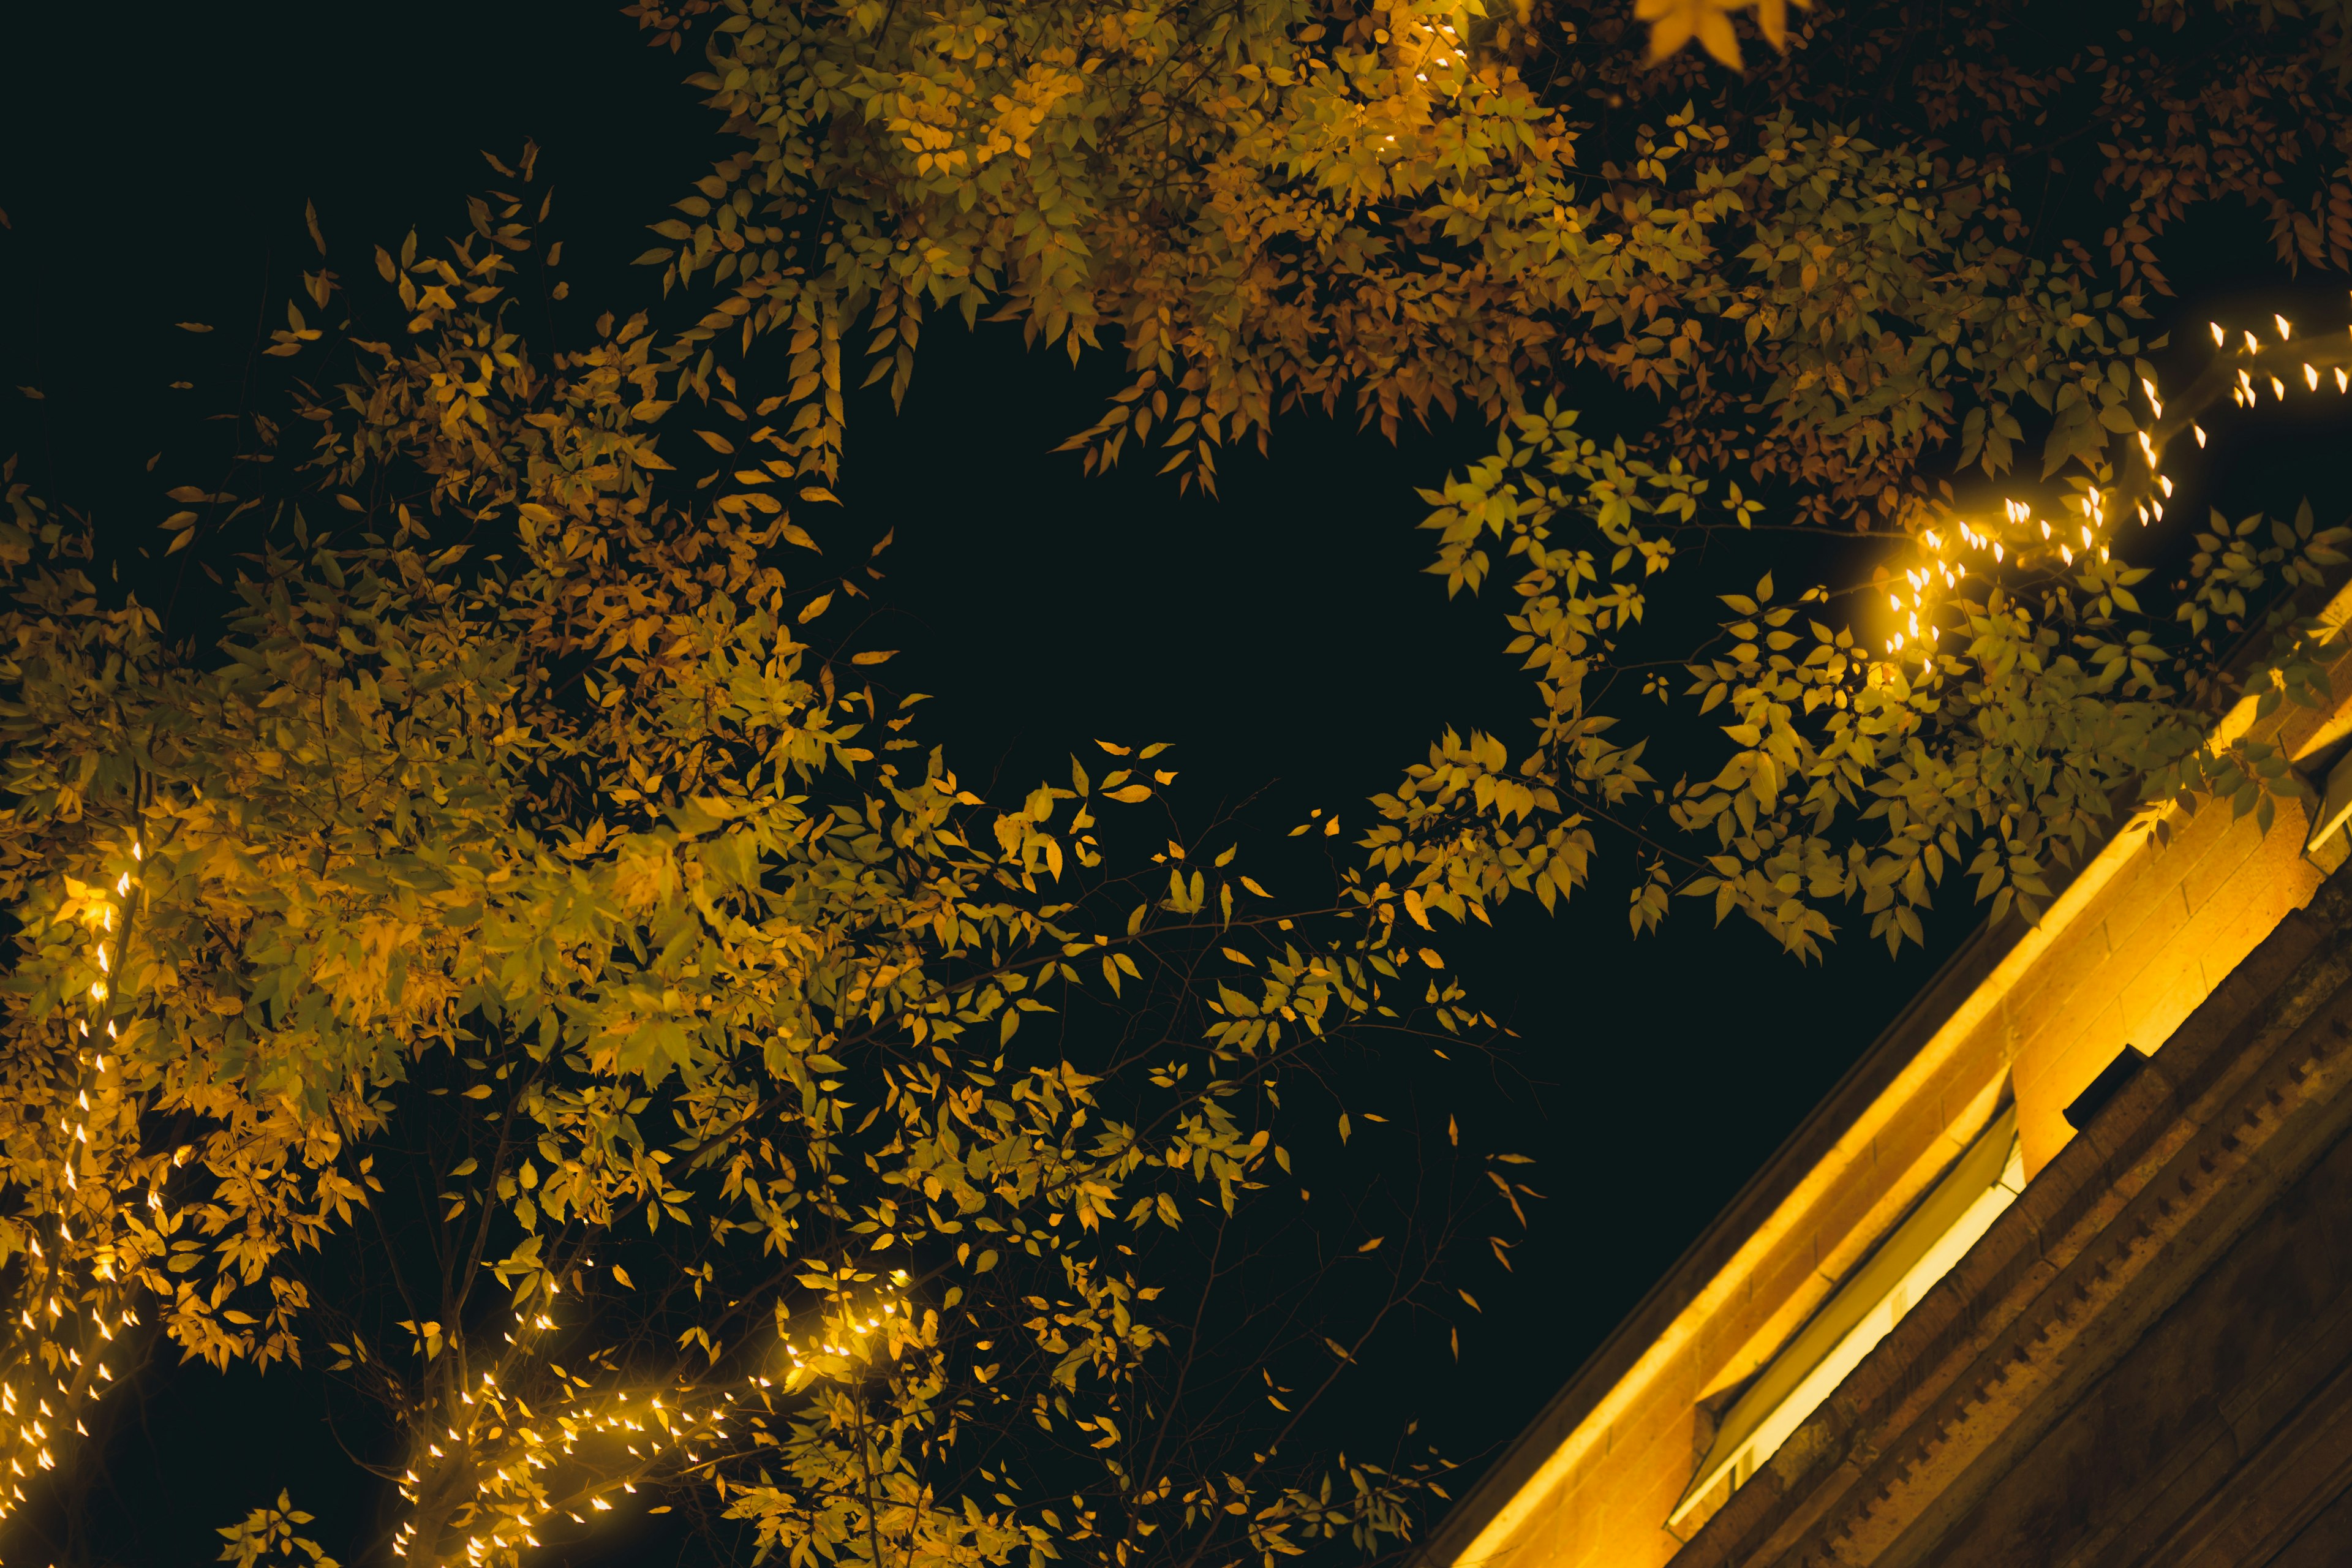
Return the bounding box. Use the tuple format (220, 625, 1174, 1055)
(1667, 1115, 2026, 1528)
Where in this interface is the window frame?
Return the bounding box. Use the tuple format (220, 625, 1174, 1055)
(1667, 1102, 2026, 1529)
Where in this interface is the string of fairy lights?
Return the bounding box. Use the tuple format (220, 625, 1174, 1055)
(0, 839, 147, 1528)
(385, 1274, 916, 1564)
(1877, 301, 2352, 664)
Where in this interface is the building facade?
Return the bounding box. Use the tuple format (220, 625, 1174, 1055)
(1425, 601, 2352, 1568)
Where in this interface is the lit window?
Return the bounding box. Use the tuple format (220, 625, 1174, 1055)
(1667, 1105, 2025, 1529)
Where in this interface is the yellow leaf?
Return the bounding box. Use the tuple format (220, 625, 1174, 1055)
(1635, 0, 1742, 66)
(1635, 0, 1808, 66)
(694, 429, 736, 453)
(850, 649, 897, 666)
(1104, 785, 1152, 803)
(798, 592, 834, 624)
(1753, 0, 1807, 47)
(613, 1265, 635, 1289)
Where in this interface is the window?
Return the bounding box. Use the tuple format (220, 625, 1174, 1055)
(1666, 1104, 2026, 1529)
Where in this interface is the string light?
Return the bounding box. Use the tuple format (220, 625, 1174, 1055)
(1867, 305, 2348, 688)
(0, 839, 148, 1527)
(369, 1267, 922, 1564)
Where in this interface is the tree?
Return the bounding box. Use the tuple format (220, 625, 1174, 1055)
(8, 0, 2352, 1558)
(0, 159, 1517, 1566)
(614, 0, 2352, 955)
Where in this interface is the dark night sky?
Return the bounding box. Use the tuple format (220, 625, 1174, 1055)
(0, 4, 2122, 1562)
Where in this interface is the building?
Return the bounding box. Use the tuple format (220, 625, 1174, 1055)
(1422, 592, 2352, 1568)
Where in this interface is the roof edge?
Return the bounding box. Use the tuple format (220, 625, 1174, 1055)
(1412, 913, 2011, 1568)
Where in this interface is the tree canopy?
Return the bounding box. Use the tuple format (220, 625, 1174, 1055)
(4, 1, 2352, 1565)
(0, 159, 1502, 1568)
(618, 0, 2352, 954)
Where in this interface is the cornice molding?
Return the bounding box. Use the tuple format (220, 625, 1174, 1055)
(1670, 872, 2352, 1568)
